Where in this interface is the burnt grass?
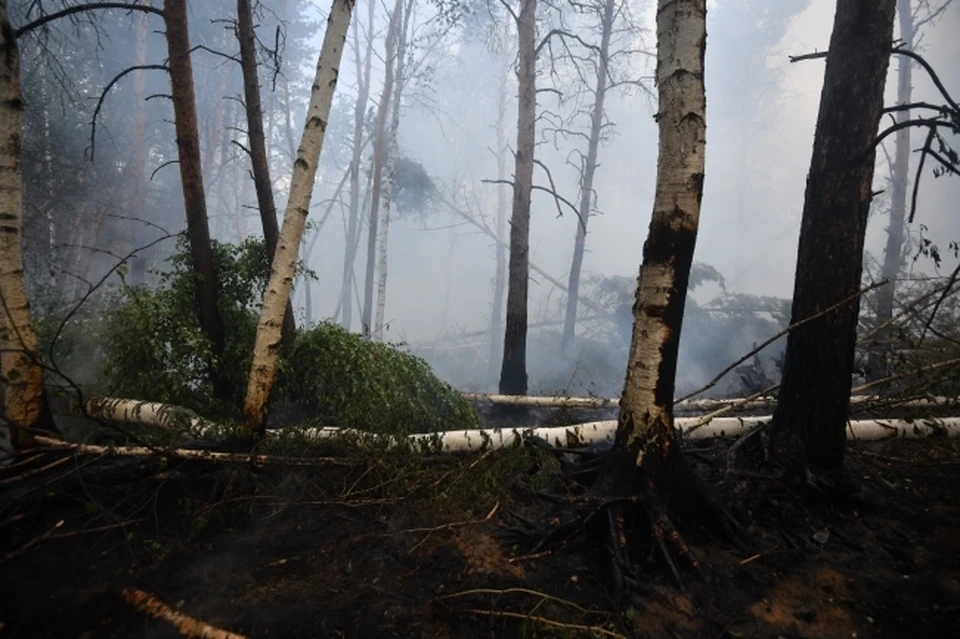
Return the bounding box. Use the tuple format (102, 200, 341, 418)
(1, 429, 959, 638)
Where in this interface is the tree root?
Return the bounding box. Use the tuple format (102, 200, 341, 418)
(503, 438, 744, 598)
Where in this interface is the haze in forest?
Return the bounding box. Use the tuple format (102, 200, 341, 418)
(12, 0, 960, 399)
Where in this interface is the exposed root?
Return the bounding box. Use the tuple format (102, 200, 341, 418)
(503, 437, 743, 598)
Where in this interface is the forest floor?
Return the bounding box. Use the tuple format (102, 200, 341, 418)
(1, 430, 959, 638)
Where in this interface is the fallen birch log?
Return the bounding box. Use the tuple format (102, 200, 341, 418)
(462, 392, 960, 413)
(294, 416, 960, 452)
(63, 397, 221, 437)
(120, 588, 248, 639)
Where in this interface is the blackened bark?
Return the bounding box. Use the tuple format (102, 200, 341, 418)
(164, 0, 230, 401)
(237, 0, 296, 351)
(499, 0, 536, 396)
(771, 0, 897, 471)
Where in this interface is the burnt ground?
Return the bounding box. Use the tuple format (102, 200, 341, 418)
(1, 434, 958, 639)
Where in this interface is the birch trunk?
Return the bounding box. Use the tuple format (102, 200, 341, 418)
(0, 1, 58, 449)
(770, 0, 897, 472)
(237, 0, 297, 351)
(561, 0, 614, 352)
(360, 0, 400, 338)
(867, 0, 914, 384)
(487, 17, 511, 388)
(373, 0, 411, 341)
(243, 0, 354, 431)
(499, 0, 537, 395)
(612, 0, 706, 461)
(164, 0, 230, 401)
(338, 0, 374, 330)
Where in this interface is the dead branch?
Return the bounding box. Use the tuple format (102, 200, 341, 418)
(120, 588, 248, 639)
(15, 3, 164, 38)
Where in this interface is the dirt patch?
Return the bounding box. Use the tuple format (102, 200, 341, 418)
(1, 437, 958, 638)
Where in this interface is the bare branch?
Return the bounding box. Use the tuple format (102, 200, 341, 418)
(15, 2, 164, 38)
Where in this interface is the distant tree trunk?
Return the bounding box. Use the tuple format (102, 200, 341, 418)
(561, 0, 614, 352)
(214, 100, 236, 240)
(374, 0, 411, 341)
(770, 0, 897, 473)
(127, 5, 150, 285)
(338, 0, 374, 331)
(237, 0, 296, 352)
(361, 0, 400, 338)
(244, 0, 354, 433)
(0, 0, 59, 449)
(201, 67, 230, 188)
(867, 0, 914, 384)
(499, 0, 536, 396)
(164, 0, 230, 402)
(487, 17, 511, 388)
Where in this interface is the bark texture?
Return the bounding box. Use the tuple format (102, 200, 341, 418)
(770, 0, 897, 471)
(237, 0, 297, 350)
(561, 0, 614, 353)
(614, 0, 706, 462)
(499, 0, 536, 396)
(0, 0, 57, 449)
(868, 0, 914, 383)
(244, 0, 354, 431)
(164, 0, 230, 401)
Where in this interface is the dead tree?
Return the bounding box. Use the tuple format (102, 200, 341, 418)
(868, 0, 953, 383)
(500, 0, 537, 396)
(770, 0, 898, 474)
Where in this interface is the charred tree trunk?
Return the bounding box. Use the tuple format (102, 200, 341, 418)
(243, 0, 354, 433)
(770, 0, 897, 472)
(867, 0, 914, 384)
(561, 0, 615, 353)
(163, 0, 230, 402)
(0, 0, 59, 449)
(499, 0, 536, 396)
(487, 17, 511, 389)
(338, 0, 374, 331)
(361, 0, 400, 338)
(237, 0, 296, 351)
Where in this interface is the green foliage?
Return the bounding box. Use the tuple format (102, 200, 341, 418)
(276, 322, 480, 434)
(65, 235, 480, 433)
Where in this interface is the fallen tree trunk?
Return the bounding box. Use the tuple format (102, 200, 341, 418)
(120, 588, 247, 639)
(461, 392, 960, 413)
(62, 397, 220, 437)
(293, 416, 960, 452)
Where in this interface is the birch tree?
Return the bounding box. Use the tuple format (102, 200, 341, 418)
(373, 0, 414, 341)
(769, 0, 897, 474)
(561, 0, 616, 352)
(360, 0, 401, 338)
(338, 0, 375, 330)
(244, 0, 355, 432)
(0, 0, 58, 450)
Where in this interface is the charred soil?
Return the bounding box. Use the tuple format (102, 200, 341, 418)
(1, 436, 958, 638)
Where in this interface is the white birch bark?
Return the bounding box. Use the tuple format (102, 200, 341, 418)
(243, 0, 355, 429)
(0, 2, 53, 449)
